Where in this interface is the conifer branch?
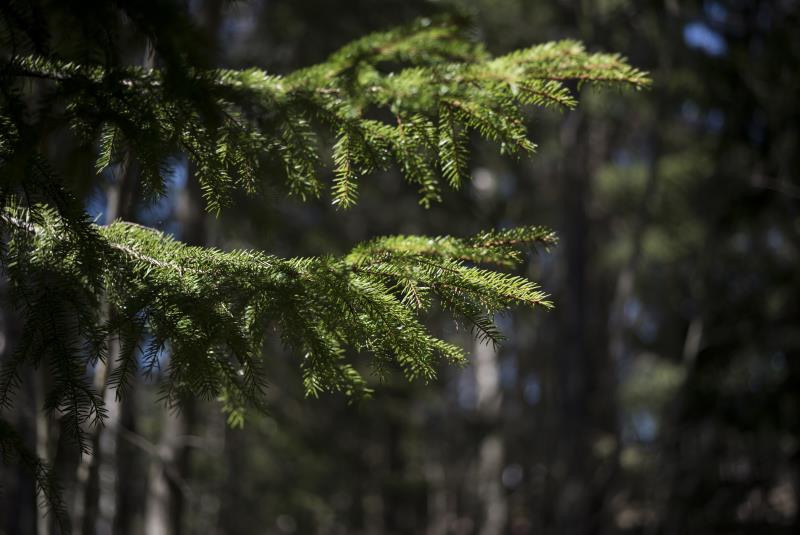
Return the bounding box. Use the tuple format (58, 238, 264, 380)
(0, 13, 651, 526)
(3, 22, 649, 209)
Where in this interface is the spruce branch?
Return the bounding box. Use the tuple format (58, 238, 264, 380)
(3, 21, 649, 210)
(2, 208, 552, 409)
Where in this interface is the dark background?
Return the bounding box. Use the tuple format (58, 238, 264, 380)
(1, 0, 799, 533)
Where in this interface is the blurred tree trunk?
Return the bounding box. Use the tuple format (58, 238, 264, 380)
(113, 389, 145, 534)
(554, 110, 592, 534)
(142, 159, 206, 534)
(141, 137, 213, 535)
(143, 408, 188, 535)
(2, 368, 38, 534)
(424, 445, 448, 535)
(474, 340, 506, 535)
(0, 288, 31, 533)
(150, 4, 219, 531)
(142, 3, 222, 531)
(68, 35, 155, 533)
(93, 342, 123, 535)
(34, 367, 53, 535)
(72, 143, 142, 534)
(217, 425, 245, 535)
(554, 108, 619, 533)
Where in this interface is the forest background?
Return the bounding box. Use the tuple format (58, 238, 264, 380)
(1, 0, 798, 534)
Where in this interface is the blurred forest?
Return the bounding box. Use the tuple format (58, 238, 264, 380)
(1, 0, 799, 534)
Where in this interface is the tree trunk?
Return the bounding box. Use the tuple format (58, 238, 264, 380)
(141, 3, 221, 529)
(474, 339, 506, 535)
(144, 409, 187, 535)
(72, 42, 151, 532)
(72, 151, 142, 534)
(34, 367, 53, 535)
(553, 110, 592, 534)
(143, 159, 207, 535)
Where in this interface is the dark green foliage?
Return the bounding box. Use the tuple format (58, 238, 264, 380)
(1, 210, 555, 411)
(3, 21, 647, 212)
(0, 6, 648, 527)
(0, 419, 69, 533)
